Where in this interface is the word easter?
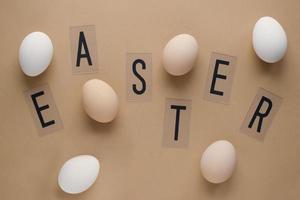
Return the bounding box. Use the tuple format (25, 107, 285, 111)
(23, 24, 282, 147)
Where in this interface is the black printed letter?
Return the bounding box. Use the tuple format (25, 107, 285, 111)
(210, 59, 230, 96)
(171, 105, 187, 141)
(132, 59, 146, 95)
(76, 31, 92, 66)
(31, 91, 55, 128)
(248, 96, 273, 133)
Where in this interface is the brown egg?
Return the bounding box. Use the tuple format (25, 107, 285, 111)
(163, 34, 198, 76)
(200, 140, 236, 184)
(82, 79, 119, 123)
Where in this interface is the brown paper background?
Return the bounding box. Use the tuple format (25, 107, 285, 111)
(0, 0, 300, 199)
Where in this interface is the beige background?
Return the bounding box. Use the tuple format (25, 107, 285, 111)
(0, 0, 300, 199)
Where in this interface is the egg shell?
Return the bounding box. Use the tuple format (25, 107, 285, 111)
(200, 140, 236, 184)
(19, 32, 53, 77)
(252, 16, 287, 63)
(82, 79, 119, 123)
(163, 34, 198, 76)
(58, 155, 100, 194)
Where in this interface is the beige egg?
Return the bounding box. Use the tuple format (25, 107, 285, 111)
(200, 140, 236, 184)
(163, 34, 198, 76)
(82, 79, 119, 123)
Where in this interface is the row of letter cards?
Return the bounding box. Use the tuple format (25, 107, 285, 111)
(23, 25, 283, 149)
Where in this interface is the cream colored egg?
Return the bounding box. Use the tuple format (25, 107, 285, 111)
(82, 79, 119, 123)
(200, 140, 236, 184)
(163, 34, 198, 76)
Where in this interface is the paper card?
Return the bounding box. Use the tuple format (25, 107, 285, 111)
(126, 53, 152, 101)
(240, 88, 283, 140)
(24, 84, 63, 135)
(162, 98, 192, 148)
(70, 25, 99, 74)
(204, 52, 237, 104)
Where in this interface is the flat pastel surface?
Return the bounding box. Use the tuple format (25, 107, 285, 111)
(0, 0, 299, 199)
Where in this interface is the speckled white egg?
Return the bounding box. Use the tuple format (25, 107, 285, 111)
(163, 34, 198, 76)
(252, 16, 287, 63)
(82, 79, 119, 123)
(200, 140, 236, 184)
(19, 32, 53, 77)
(58, 155, 100, 194)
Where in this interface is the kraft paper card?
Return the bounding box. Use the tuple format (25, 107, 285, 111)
(240, 88, 282, 140)
(70, 25, 99, 74)
(204, 52, 237, 104)
(24, 84, 63, 135)
(162, 98, 192, 148)
(126, 53, 152, 101)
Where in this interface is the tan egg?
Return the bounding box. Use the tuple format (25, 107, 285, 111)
(82, 79, 119, 123)
(163, 34, 198, 76)
(200, 140, 236, 184)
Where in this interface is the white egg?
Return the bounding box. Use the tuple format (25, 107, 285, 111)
(163, 34, 198, 76)
(58, 155, 100, 194)
(252, 16, 287, 63)
(19, 32, 53, 77)
(200, 140, 236, 184)
(83, 79, 119, 123)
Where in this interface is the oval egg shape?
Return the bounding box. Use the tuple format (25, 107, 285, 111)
(252, 16, 287, 63)
(19, 32, 53, 77)
(163, 34, 198, 76)
(83, 79, 119, 123)
(200, 140, 236, 184)
(58, 155, 100, 194)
